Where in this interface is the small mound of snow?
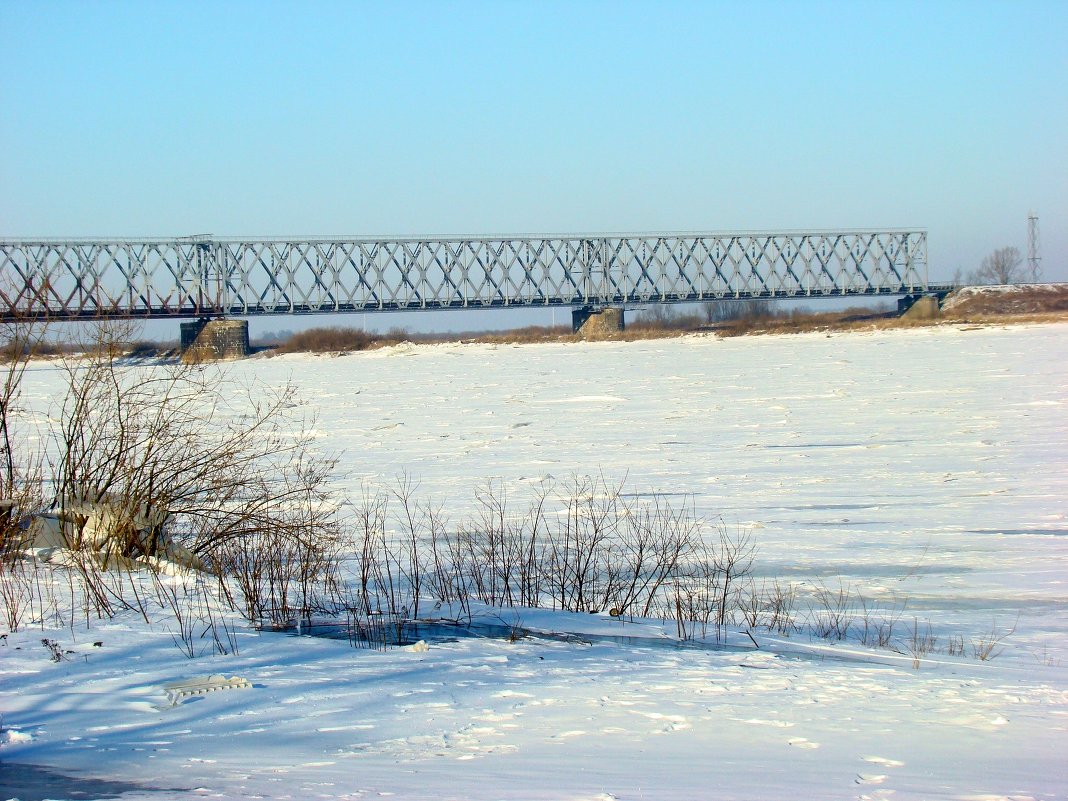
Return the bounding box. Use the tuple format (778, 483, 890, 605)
(2, 728, 33, 744)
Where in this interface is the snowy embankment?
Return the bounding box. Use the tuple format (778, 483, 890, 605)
(942, 282, 1068, 316)
(3, 322, 1068, 800)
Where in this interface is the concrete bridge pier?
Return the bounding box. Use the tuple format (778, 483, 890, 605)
(180, 318, 250, 361)
(898, 294, 942, 321)
(572, 306, 625, 337)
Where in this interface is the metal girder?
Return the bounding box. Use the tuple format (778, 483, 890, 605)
(0, 230, 929, 321)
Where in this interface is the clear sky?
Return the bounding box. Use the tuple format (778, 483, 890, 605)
(2, 0, 1066, 283)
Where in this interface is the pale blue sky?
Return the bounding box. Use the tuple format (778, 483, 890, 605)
(2, 0, 1066, 284)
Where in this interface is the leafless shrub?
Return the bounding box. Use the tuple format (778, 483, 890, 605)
(329, 474, 721, 642)
(213, 501, 346, 628)
(38, 323, 340, 624)
(345, 488, 390, 616)
(737, 579, 763, 629)
(0, 317, 49, 629)
(971, 617, 1017, 661)
(704, 299, 778, 324)
(904, 618, 938, 668)
(669, 552, 723, 641)
(630, 305, 705, 331)
(765, 579, 799, 634)
(0, 319, 347, 646)
(875, 596, 908, 648)
(152, 570, 238, 658)
(809, 579, 857, 640)
(391, 473, 434, 619)
(658, 523, 754, 641)
(273, 327, 375, 354)
(609, 494, 698, 618)
(710, 526, 754, 627)
(732, 577, 798, 635)
(855, 591, 907, 649)
(542, 475, 622, 613)
(342, 607, 406, 651)
(0, 555, 34, 631)
(944, 634, 965, 657)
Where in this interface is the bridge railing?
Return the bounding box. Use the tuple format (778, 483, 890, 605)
(0, 230, 927, 320)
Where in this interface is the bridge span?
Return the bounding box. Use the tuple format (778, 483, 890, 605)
(0, 230, 934, 322)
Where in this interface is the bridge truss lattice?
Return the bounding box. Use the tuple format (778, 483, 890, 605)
(0, 230, 929, 321)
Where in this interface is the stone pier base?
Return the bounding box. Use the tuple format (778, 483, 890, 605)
(180, 318, 250, 362)
(572, 307, 625, 338)
(898, 295, 941, 321)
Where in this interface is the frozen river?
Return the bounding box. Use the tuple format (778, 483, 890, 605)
(7, 320, 1067, 800)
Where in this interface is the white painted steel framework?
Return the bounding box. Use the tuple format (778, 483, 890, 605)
(0, 230, 929, 321)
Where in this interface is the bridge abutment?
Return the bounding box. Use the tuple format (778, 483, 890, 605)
(180, 318, 250, 362)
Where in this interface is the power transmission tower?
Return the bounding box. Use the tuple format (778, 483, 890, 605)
(1028, 213, 1042, 282)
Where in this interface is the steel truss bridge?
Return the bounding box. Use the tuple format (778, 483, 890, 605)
(0, 230, 934, 322)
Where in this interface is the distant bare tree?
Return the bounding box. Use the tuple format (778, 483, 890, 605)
(973, 247, 1024, 285)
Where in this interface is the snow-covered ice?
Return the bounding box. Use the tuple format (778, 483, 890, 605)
(2, 322, 1067, 800)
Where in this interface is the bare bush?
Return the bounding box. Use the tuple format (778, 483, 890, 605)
(51, 325, 336, 565)
(543, 475, 622, 612)
(327, 474, 725, 641)
(274, 327, 375, 354)
(765, 579, 799, 634)
(669, 553, 723, 641)
(610, 493, 699, 618)
(944, 634, 965, 657)
(971, 617, 1017, 661)
(153, 571, 238, 658)
(809, 579, 857, 640)
(0, 320, 345, 648)
(704, 299, 777, 324)
(0, 555, 34, 631)
(391, 474, 434, 619)
(0, 317, 48, 630)
(904, 618, 938, 668)
(711, 526, 754, 627)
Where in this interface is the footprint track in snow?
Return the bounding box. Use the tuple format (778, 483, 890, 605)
(862, 756, 904, 768)
(855, 774, 888, 785)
